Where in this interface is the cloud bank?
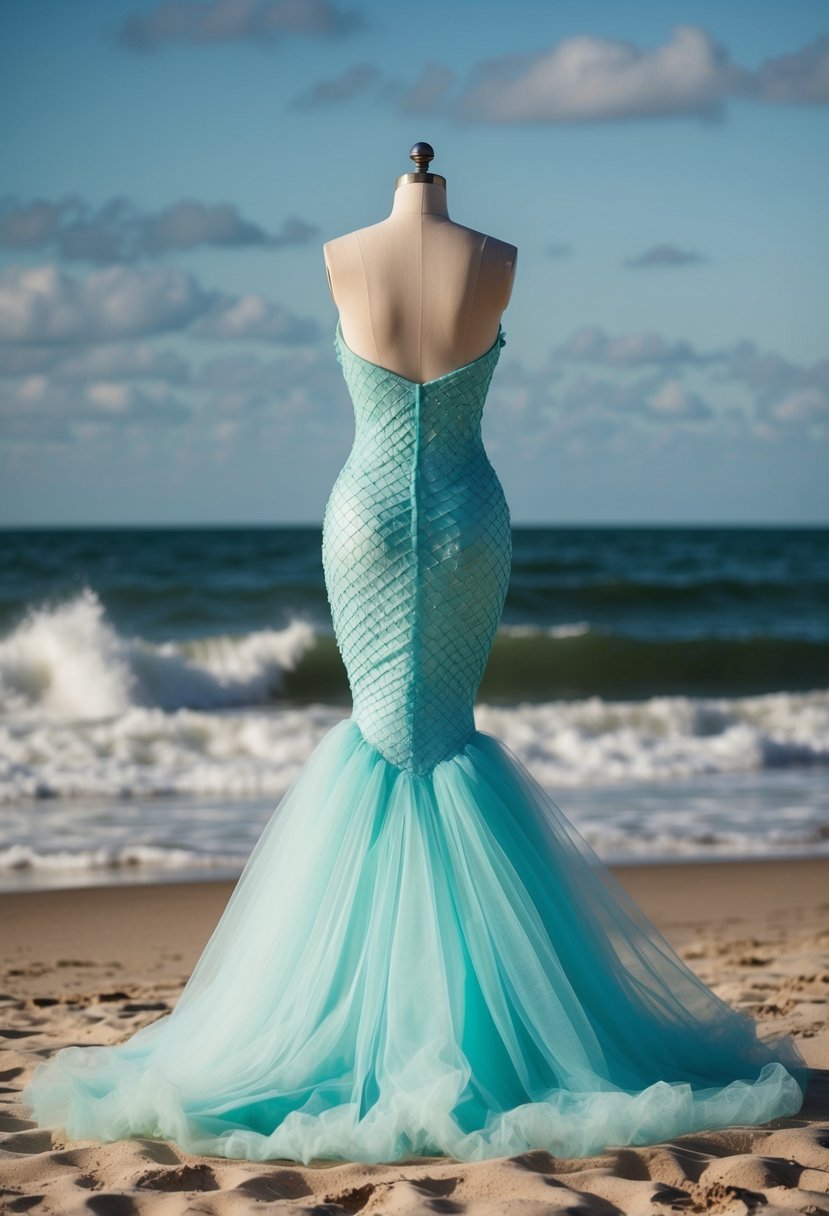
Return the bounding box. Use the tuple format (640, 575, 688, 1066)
(304, 27, 829, 125)
(0, 197, 317, 263)
(119, 0, 361, 50)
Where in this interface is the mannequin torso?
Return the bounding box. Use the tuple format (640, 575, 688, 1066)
(324, 181, 517, 384)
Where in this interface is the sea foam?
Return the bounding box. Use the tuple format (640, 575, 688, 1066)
(0, 589, 827, 805)
(0, 587, 316, 718)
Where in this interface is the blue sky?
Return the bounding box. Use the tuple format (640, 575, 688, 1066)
(1, 0, 827, 524)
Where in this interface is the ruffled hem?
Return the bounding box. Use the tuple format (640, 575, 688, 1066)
(25, 1051, 804, 1165)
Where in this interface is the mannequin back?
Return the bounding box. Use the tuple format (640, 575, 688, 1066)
(324, 183, 517, 383)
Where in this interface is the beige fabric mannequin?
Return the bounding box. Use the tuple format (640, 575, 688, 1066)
(323, 178, 517, 384)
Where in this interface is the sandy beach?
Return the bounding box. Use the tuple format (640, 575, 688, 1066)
(1, 857, 827, 1214)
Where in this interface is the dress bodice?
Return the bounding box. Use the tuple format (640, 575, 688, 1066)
(322, 322, 511, 774)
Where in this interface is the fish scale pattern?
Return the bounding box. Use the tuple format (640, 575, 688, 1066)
(322, 321, 511, 774)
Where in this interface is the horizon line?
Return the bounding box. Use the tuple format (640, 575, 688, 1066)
(1, 519, 828, 531)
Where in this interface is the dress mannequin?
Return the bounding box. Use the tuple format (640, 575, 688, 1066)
(323, 143, 517, 384)
(22, 146, 808, 1170)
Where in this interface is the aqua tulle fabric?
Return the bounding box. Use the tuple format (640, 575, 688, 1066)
(23, 322, 808, 1164)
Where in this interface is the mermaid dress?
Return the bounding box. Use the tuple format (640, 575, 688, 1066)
(23, 320, 808, 1165)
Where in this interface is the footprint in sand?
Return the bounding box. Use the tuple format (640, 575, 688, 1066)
(236, 1171, 312, 1201)
(134, 1164, 219, 1191)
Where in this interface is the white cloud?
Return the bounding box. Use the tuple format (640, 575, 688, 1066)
(625, 244, 706, 268)
(750, 34, 829, 104)
(0, 374, 191, 443)
(0, 264, 320, 349)
(193, 294, 321, 343)
(0, 264, 217, 346)
(648, 379, 712, 420)
(119, 0, 361, 50)
(555, 327, 829, 435)
(194, 346, 344, 414)
(0, 196, 317, 263)
(291, 63, 378, 109)
(721, 341, 829, 420)
(772, 388, 829, 423)
(390, 28, 829, 125)
(487, 325, 829, 449)
(395, 63, 456, 113)
(558, 327, 707, 367)
(454, 26, 743, 123)
(48, 343, 190, 383)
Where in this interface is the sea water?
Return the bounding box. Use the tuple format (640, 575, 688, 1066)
(1, 525, 827, 889)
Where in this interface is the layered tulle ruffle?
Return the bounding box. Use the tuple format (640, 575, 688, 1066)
(23, 718, 808, 1164)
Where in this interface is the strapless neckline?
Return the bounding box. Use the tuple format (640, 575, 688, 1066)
(334, 319, 505, 388)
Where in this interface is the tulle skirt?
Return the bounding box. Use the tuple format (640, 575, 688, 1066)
(23, 717, 808, 1164)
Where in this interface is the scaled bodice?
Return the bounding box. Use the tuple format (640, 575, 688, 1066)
(322, 322, 511, 774)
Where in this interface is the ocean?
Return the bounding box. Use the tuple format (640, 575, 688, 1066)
(1, 525, 827, 889)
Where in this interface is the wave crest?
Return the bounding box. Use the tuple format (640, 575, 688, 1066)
(0, 588, 316, 719)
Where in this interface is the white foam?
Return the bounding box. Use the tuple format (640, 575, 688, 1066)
(1, 765, 826, 889)
(0, 843, 235, 872)
(0, 690, 826, 805)
(0, 704, 338, 802)
(474, 690, 829, 787)
(502, 621, 591, 638)
(0, 587, 316, 719)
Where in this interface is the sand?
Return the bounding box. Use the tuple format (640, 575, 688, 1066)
(1, 857, 827, 1214)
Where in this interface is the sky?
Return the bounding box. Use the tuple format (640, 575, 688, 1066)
(1, 0, 827, 525)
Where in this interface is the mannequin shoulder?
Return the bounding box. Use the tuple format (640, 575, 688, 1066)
(323, 230, 357, 274)
(473, 231, 518, 309)
(324, 219, 385, 259)
(323, 228, 375, 302)
(448, 222, 517, 277)
(467, 227, 517, 270)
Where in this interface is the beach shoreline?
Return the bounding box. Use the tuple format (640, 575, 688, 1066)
(2, 856, 827, 1212)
